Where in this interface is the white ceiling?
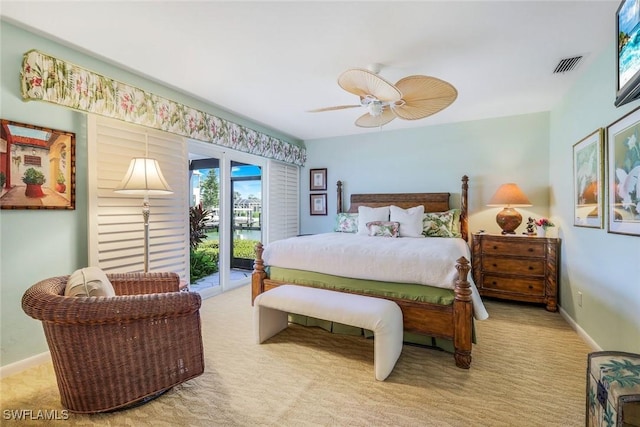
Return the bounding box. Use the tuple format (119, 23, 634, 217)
(1, 1, 620, 141)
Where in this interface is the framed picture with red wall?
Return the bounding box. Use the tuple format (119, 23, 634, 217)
(0, 119, 75, 210)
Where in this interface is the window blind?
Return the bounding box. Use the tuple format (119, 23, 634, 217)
(87, 115, 189, 279)
(266, 160, 299, 243)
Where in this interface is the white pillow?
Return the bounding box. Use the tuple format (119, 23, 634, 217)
(357, 206, 390, 235)
(65, 267, 116, 297)
(390, 205, 425, 237)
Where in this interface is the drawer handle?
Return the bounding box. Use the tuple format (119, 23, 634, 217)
(528, 285, 533, 289)
(528, 248, 534, 252)
(492, 281, 498, 285)
(493, 245, 498, 250)
(492, 263, 498, 267)
(528, 266, 534, 270)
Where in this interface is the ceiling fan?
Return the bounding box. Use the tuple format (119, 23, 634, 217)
(310, 67, 458, 128)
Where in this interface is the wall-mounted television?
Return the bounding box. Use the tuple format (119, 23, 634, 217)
(616, 0, 640, 107)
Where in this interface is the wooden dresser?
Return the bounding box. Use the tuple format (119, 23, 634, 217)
(471, 233, 560, 311)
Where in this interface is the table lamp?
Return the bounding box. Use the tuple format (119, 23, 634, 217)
(487, 183, 532, 234)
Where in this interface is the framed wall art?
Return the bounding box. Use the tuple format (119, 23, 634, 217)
(310, 168, 327, 191)
(606, 107, 640, 236)
(310, 193, 327, 216)
(573, 129, 604, 228)
(0, 120, 76, 210)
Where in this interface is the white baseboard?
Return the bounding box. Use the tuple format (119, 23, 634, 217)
(559, 306, 602, 352)
(0, 351, 51, 379)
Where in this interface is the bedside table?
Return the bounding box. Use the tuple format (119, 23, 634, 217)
(471, 233, 560, 311)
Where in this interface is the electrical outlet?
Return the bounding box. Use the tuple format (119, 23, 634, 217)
(578, 291, 583, 307)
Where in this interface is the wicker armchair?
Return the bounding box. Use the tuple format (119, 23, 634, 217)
(22, 272, 204, 413)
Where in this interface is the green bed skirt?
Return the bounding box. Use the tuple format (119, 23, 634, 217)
(267, 267, 468, 353)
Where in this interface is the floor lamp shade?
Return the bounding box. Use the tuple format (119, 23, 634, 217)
(487, 183, 532, 234)
(114, 158, 173, 272)
(114, 158, 173, 195)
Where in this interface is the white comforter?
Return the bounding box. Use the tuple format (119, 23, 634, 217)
(263, 233, 488, 320)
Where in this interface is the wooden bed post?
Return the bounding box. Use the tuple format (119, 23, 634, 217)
(461, 175, 469, 242)
(337, 180, 343, 214)
(453, 256, 473, 369)
(252, 242, 266, 305)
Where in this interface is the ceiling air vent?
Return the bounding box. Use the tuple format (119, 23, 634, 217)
(553, 56, 583, 73)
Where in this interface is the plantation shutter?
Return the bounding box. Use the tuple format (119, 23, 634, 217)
(87, 115, 189, 279)
(265, 160, 299, 243)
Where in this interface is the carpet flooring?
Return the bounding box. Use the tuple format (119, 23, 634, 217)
(0, 284, 593, 426)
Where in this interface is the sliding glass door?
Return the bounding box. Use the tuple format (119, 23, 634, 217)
(188, 141, 263, 297)
(231, 161, 262, 271)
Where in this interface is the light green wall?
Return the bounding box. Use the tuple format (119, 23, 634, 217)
(0, 21, 302, 367)
(549, 43, 640, 353)
(301, 112, 553, 237)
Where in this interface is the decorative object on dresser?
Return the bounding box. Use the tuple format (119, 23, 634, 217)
(534, 217, 555, 237)
(586, 351, 640, 427)
(472, 233, 560, 311)
(487, 183, 533, 234)
(606, 106, 640, 237)
(573, 129, 604, 229)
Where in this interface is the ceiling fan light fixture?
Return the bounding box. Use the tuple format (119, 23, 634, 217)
(367, 101, 383, 116)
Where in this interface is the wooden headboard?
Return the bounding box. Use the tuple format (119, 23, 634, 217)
(336, 176, 469, 241)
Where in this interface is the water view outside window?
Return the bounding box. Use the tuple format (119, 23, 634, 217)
(189, 160, 262, 288)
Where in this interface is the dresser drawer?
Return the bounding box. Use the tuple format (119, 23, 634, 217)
(481, 239, 545, 257)
(482, 256, 545, 276)
(481, 274, 545, 295)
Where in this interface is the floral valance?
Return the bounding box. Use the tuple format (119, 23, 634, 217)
(20, 50, 306, 166)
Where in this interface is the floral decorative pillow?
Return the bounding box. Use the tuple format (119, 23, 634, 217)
(422, 211, 456, 237)
(449, 209, 462, 238)
(335, 213, 358, 233)
(366, 221, 400, 238)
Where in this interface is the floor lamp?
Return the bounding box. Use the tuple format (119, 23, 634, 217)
(115, 157, 173, 272)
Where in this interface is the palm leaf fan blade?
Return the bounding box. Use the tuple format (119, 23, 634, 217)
(394, 76, 457, 120)
(338, 69, 402, 103)
(308, 105, 362, 112)
(355, 108, 396, 128)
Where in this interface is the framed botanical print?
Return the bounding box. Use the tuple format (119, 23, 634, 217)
(606, 107, 640, 236)
(310, 168, 327, 191)
(310, 193, 327, 215)
(573, 129, 604, 228)
(0, 120, 75, 210)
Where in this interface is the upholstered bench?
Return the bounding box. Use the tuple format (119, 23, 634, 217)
(586, 351, 640, 426)
(254, 284, 403, 381)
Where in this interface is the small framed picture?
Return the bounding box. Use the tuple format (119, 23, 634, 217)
(573, 129, 604, 228)
(310, 193, 327, 216)
(310, 168, 327, 191)
(606, 107, 640, 236)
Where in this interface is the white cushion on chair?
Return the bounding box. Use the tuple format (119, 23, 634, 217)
(65, 267, 115, 297)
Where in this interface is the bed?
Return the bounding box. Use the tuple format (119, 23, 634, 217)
(251, 175, 488, 368)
